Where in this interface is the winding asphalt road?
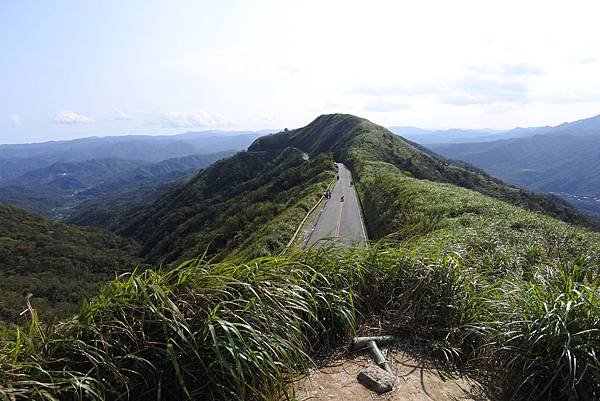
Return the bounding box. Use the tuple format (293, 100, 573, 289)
(301, 163, 368, 248)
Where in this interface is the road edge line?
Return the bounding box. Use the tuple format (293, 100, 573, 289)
(281, 175, 337, 255)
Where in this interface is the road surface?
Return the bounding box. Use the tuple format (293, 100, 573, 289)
(301, 163, 368, 248)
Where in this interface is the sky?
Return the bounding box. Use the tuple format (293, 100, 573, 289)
(2, 0, 600, 144)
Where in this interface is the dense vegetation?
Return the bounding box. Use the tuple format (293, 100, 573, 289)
(255, 114, 591, 227)
(1, 215, 598, 400)
(1, 114, 598, 401)
(64, 175, 185, 229)
(0, 205, 140, 324)
(350, 159, 600, 400)
(119, 147, 335, 264)
(0, 152, 233, 221)
(0, 158, 148, 189)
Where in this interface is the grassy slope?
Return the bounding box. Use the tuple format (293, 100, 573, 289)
(343, 115, 592, 228)
(253, 114, 591, 228)
(119, 147, 335, 264)
(1, 114, 599, 401)
(348, 162, 600, 400)
(344, 117, 600, 400)
(0, 205, 140, 324)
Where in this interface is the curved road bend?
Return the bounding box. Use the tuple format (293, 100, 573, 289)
(301, 163, 368, 248)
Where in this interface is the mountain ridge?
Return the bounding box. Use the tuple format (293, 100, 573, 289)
(427, 115, 600, 215)
(254, 114, 590, 228)
(2, 114, 599, 401)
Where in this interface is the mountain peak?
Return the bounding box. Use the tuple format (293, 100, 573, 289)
(248, 113, 377, 157)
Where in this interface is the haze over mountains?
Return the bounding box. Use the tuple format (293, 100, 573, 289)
(0, 130, 270, 220)
(0, 129, 269, 163)
(405, 114, 600, 215)
(3, 113, 600, 222)
(389, 124, 554, 144)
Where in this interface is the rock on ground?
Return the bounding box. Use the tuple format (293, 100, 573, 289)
(357, 366, 396, 393)
(292, 349, 492, 401)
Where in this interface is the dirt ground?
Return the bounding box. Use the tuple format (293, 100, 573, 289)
(291, 349, 492, 401)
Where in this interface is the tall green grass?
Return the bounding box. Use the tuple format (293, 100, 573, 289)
(2, 158, 600, 400)
(2, 241, 598, 400)
(0, 255, 362, 401)
(349, 158, 600, 400)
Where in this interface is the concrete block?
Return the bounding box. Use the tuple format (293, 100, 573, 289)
(357, 366, 395, 393)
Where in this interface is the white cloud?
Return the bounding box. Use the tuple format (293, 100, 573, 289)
(114, 108, 134, 121)
(52, 110, 94, 124)
(154, 110, 226, 128)
(7, 0, 600, 136)
(501, 64, 544, 77)
(364, 100, 410, 112)
(445, 77, 529, 105)
(356, 77, 530, 107)
(354, 84, 438, 97)
(469, 64, 544, 78)
(9, 114, 22, 126)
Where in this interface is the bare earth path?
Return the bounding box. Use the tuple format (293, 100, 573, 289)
(292, 350, 491, 401)
(301, 162, 368, 248)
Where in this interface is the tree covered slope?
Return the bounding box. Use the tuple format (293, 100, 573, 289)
(0, 205, 139, 323)
(119, 147, 335, 264)
(0, 151, 234, 221)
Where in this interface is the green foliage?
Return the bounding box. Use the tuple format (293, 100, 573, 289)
(340, 116, 593, 228)
(1, 114, 599, 401)
(0, 205, 140, 324)
(119, 148, 335, 264)
(2, 236, 598, 400)
(488, 269, 600, 400)
(349, 156, 600, 400)
(0, 255, 360, 400)
(252, 113, 592, 226)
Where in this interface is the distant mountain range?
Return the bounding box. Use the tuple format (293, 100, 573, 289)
(3, 115, 598, 401)
(0, 129, 271, 220)
(3, 117, 600, 223)
(0, 129, 271, 166)
(388, 125, 555, 144)
(117, 114, 590, 265)
(406, 114, 600, 215)
(0, 151, 235, 220)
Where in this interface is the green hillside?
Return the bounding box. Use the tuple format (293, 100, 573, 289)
(0, 152, 233, 221)
(1, 114, 599, 401)
(64, 151, 235, 228)
(0, 205, 140, 324)
(119, 147, 335, 264)
(254, 114, 590, 228)
(1, 158, 148, 190)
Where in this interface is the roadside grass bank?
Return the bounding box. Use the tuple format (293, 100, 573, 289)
(1, 235, 598, 400)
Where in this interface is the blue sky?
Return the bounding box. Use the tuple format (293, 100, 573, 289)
(2, 0, 600, 144)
